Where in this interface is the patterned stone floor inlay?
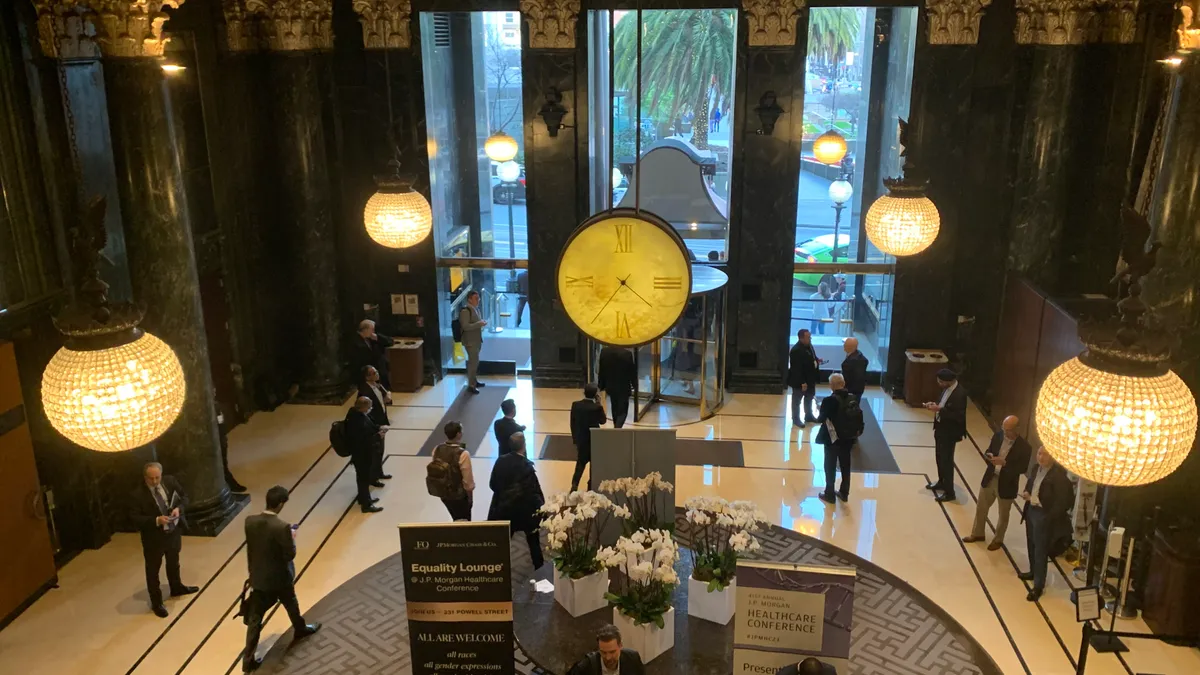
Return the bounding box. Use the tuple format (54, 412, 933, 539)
(264, 511, 1000, 674)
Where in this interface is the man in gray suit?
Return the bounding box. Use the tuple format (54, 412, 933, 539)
(241, 486, 320, 672)
(459, 290, 487, 394)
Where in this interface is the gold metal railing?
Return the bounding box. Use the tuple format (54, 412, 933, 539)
(435, 257, 528, 269)
(792, 262, 895, 274)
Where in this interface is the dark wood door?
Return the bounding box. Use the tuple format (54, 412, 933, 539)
(0, 341, 56, 625)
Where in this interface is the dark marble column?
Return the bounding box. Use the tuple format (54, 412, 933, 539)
(725, 20, 805, 393)
(265, 52, 349, 402)
(523, 43, 586, 388)
(103, 59, 243, 535)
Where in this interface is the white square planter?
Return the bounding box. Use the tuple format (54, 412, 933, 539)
(612, 606, 675, 663)
(552, 566, 610, 617)
(687, 576, 736, 625)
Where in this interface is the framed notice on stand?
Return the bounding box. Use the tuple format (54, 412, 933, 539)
(733, 560, 857, 672)
(399, 521, 514, 675)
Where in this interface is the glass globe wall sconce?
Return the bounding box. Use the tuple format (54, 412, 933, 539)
(497, 160, 522, 183)
(828, 178, 853, 205)
(538, 87, 569, 138)
(364, 160, 433, 249)
(42, 197, 186, 452)
(484, 131, 518, 162)
(813, 129, 847, 165)
(754, 90, 784, 136)
(1035, 210, 1197, 487)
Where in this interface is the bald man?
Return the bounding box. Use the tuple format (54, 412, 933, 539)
(840, 337, 868, 400)
(963, 415, 1031, 549)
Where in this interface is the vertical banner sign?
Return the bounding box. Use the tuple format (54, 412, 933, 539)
(733, 561, 856, 672)
(399, 522, 514, 675)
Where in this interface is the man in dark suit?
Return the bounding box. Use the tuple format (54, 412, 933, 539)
(567, 624, 646, 675)
(814, 374, 859, 504)
(515, 270, 529, 328)
(351, 319, 394, 390)
(597, 345, 636, 429)
(1019, 447, 1074, 601)
(493, 399, 526, 456)
(130, 462, 198, 618)
(924, 368, 967, 502)
(840, 337, 868, 400)
(358, 365, 392, 482)
(788, 328, 823, 427)
(241, 486, 320, 672)
(344, 396, 385, 513)
(569, 384, 607, 492)
(487, 432, 546, 569)
(963, 415, 1032, 550)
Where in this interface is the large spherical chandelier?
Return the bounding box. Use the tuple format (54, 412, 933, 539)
(42, 197, 186, 452)
(1035, 220, 1197, 487)
(812, 129, 847, 166)
(864, 118, 940, 256)
(364, 165, 433, 249)
(484, 131, 519, 162)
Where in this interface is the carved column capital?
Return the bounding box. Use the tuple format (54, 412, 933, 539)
(1181, 1, 1200, 51)
(743, 0, 806, 48)
(32, 1, 100, 59)
(351, 0, 411, 49)
(80, 1, 183, 58)
(220, 0, 261, 52)
(221, 0, 333, 52)
(1015, 0, 1139, 44)
(924, 0, 993, 45)
(520, 0, 580, 50)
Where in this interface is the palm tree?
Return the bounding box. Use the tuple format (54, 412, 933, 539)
(613, 10, 735, 150)
(808, 8, 861, 65)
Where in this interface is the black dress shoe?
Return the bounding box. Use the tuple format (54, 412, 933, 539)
(818, 492, 837, 505)
(170, 585, 200, 597)
(467, 387, 480, 395)
(369, 497, 380, 504)
(294, 622, 322, 639)
(925, 482, 941, 491)
(962, 535, 985, 543)
(792, 420, 805, 428)
(243, 657, 262, 673)
(379, 474, 393, 480)
(370, 481, 386, 488)
(935, 493, 957, 503)
(1018, 571, 1034, 582)
(476, 381, 487, 387)
(362, 505, 384, 513)
(152, 604, 169, 618)
(1026, 588, 1043, 601)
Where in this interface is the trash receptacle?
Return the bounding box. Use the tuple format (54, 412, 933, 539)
(904, 349, 948, 407)
(387, 340, 425, 393)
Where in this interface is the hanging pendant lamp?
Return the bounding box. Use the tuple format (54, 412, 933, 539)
(813, 129, 847, 166)
(484, 130, 519, 162)
(364, 160, 433, 249)
(865, 118, 940, 256)
(1035, 209, 1197, 487)
(42, 197, 186, 452)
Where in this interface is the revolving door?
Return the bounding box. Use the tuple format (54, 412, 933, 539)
(587, 265, 728, 422)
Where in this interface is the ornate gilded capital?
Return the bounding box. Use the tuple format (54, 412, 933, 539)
(32, 1, 100, 59)
(82, 1, 183, 58)
(521, 0, 580, 50)
(1014, 0, 1144, 44)
(351, 0, 411, 49)
(221, 0, 332, 52)
(1181, 2, 1200, 51)
(925, 0, 993, 45)
(743, 0, 806, 48)
(220, 0, 260, 52)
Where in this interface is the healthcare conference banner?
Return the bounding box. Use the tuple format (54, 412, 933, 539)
(733, 560, 857, 673)
(399, 521, 514, 675)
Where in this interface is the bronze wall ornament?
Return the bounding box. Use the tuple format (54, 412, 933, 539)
(924, 0, 994, 45)
(520, 0, 580, 50)
(743, 0, 806, 48)
(352, 0, 411, 50)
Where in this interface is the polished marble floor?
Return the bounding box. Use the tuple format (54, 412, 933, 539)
(1, 375, 1196, 675)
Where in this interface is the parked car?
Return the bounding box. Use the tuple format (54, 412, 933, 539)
(793, 234, 850, 286)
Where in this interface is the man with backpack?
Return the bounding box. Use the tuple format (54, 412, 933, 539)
(427, 421, 475, 521)
(814, 373, 863, 504)
(343, 397, 385, 514)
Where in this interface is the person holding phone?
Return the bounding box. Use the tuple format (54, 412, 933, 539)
(569, 384, 608, 492)
(130, 462, 198, 618)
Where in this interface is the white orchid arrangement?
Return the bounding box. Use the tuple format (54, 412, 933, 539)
(684, 496, 766, 592)
(596, 528, 680, 628)
(539, 490, 630, 579)
(598, 471, 675, 531)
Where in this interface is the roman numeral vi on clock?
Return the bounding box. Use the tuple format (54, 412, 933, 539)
(615, 312, 631, 339)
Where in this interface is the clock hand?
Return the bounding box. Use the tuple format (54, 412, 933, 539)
(621, 279, 653, 307)
(592, 283, 624, 323)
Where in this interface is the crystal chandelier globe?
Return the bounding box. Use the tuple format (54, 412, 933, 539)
(813, 129, 847, 166)
(1035, 262, 1197, 487)
(484, 131, 518, 162)
(364, 168, 432, 249)
(41, 197, 185, 452)
(864, 186, 941, 256)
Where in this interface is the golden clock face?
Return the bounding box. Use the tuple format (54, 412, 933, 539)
(557, 210, 692, 347)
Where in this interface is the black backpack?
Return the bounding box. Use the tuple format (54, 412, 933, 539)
(833, 392, 865, 440)
(451, 316, 463, 343)
(330, 421, 351, 457)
